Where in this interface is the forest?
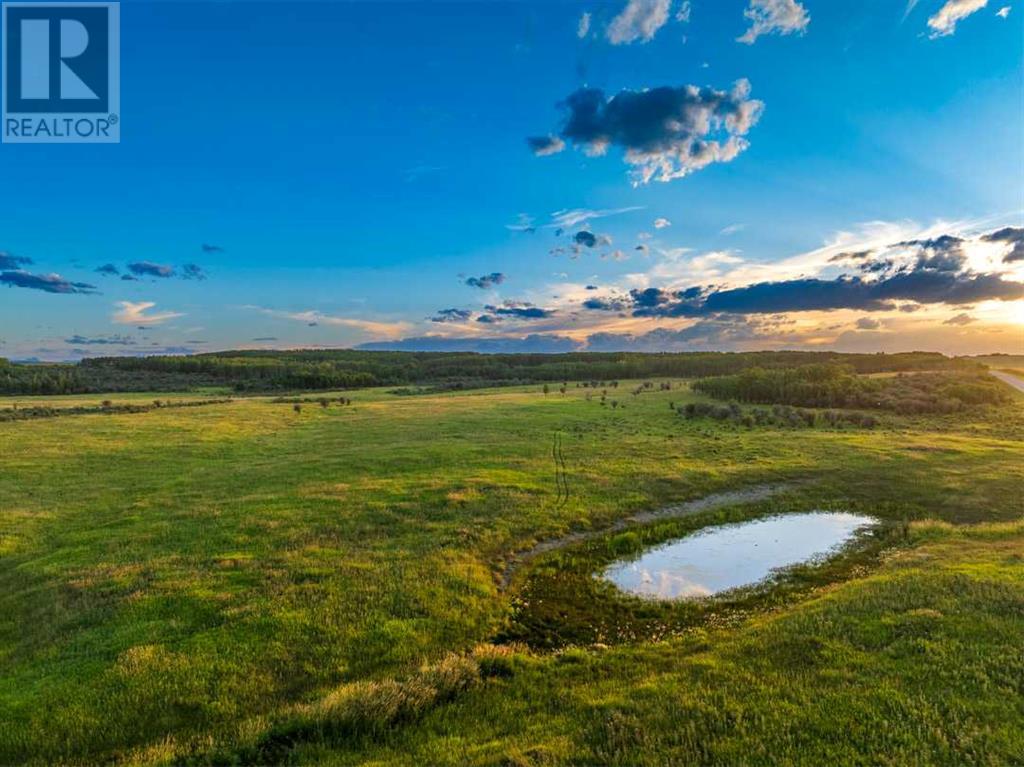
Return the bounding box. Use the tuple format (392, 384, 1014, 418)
(0, 349, 977, 395)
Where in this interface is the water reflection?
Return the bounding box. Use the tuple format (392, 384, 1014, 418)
(604, 512, 876, 600)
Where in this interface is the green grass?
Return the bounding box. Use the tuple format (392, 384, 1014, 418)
(1, 380, 1022, 765)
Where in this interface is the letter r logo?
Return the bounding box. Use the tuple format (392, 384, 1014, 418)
(20, 17, 99, 100)
(3, 3, 114, 113)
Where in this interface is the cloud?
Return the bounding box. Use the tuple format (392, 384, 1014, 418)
(527, 135, 566, 156)
(533, 79, 763, 184)
(358, 334, 581, 353)
(128, 261, 175, 278)
(1, 270, 99, 294)
(465, 272, 507, 289)
(577, 11, 591, 38)
(252, 307, 412, 338)
(585, 315, 786, 351)
(827, 250, 873, 264)
(601, 230, 1024, 318)
(738, 0, 810, 44)
(0, 252, 32, 269)
(583, 296, 630, 311)
(121, 274, 140, 281)
(113, 301, 184, 326)
(981, 226, 1024, 262)
(431, 308, 473, 323)
(65, 334, 136, 346)
(95, 263, 120, 276)
(252, 336, 278, 341)
(506, 213, 536, 233)
(606, 0, 672, 45)
(855, 317, 882, 330)
(549, 206, 644, 229)
(573, 230, 612, 248)
(944, 312, 977, 325)
(996, 6, 1011, 17)
(677, 1, 692, 23)
(631, 269, 1023, 317)
(201, 244, 225, 254)
(483, 301, 556, 319)
(927, 0, 988, 37)
(654, 217, 672, 229)
(180, 263, 207, 280)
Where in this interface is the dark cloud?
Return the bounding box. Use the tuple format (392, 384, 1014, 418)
(253, 336, 278, 341)
(944, 313, 977, 326)
(484, 302, 556, 319)
(465, 272, 506, 289)
(65, 334, 136, 346)
(1, 270, 99, 295)
(95, 263, 120, 276)
(476, 314, 499, 324)
(128, 261, 175, 278)
(855, 317, 881, 330)
(0, 252, 32, 269)
(583, 296, 630, 311)
(585, 284, 599, 290)
(860, 258, 895, 274)
(121, 274, 140, 281)
(612, 259, 1024, 318)
(982, 226, 1024, 262)
(896, 235, 967, 273)
(201, 244, 225, 253)
(358, 334, 580, 353)
(572, 230, 612, 249)
(532, 79, 763, 184)
(431, 308, 473, 323)
(181, 263, 207, 280)
(827, 250, 873, 263)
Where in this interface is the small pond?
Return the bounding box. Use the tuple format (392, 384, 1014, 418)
(603, 512, 877, 600)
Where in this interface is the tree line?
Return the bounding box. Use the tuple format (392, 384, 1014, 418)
(691, 364, 1011, 413)
(0, 349, 978, 396)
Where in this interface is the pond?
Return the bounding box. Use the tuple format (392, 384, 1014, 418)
(603, 512, 877, 600)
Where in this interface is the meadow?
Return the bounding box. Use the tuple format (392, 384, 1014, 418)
(1, 367, 1022, 765)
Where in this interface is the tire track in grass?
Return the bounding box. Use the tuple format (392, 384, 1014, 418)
(499, 482, 798, 590)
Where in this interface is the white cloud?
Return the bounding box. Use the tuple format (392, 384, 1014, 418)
(737, 0, 810, 44)
(548, 206, 644, 229)
(654, 217, 672, 229)
(505, 213, 536, 232)
(577, 11, 591, 38)
(720, 223, 746, 235)
(112, 301, 184, 326)
(676, 1, 692, 23)
(927, 0, 988, 37)
(606, 0, 672, 45)
(996, 5, 1011, 17)
(253, 308, 413, 339)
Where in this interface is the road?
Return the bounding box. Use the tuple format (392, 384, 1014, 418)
(990, 370, 1024, 394)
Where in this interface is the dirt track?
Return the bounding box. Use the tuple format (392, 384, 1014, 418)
(499, 482, 796, 589)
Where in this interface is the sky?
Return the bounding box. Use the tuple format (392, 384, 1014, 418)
(1, 0, 1022, 361)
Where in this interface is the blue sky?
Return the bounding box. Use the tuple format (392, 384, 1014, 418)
(1, 0, 1022, 360)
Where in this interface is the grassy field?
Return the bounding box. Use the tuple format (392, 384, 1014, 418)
(1, 378, 1022, 765)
